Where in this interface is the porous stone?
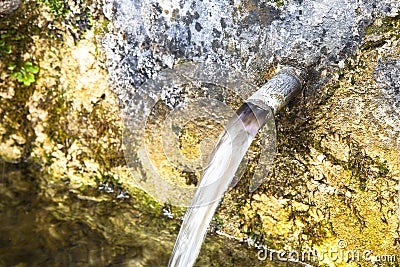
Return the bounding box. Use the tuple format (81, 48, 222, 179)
(102, 0, 399, 96)
(102, 0, 400, 265)
(0, 0, 20, 15)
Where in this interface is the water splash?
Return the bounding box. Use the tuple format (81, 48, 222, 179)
(168, 103, 273, 266)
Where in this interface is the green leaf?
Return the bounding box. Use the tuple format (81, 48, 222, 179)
(26, 65, 39, 74)
(19, 68, 26, 76)
(26, 73, 35, 82)
(8, 63, 16, 71)
(23, 73, 35, 86)
(24, 62, 39, 74)
(23, 80, 32, 86)
(1, 43, 11, 54)
(5, 45, 11, 54)
(16, 73, 24, 82)
(10, 72, 18, 78)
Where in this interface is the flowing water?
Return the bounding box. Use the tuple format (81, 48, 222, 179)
(168, 102, 274, 267)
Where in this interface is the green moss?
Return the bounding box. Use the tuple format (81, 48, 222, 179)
(93, 18, 110, 57)
(365, 13, 400, 35)
(0, 2, 43, 159)
(93, 19, 110, 36)
(211, 215, 224, 228)
(267, 0, 285, 7)
(39, 0, 70, 18)
(310, 132, 392, 192)
(44, 89, 72, 154)
(83, 103, 125, 169)
(361, 38, 388, 51)
(362, 14, 400, 51)
(345, 141, 391, 191)
(0, 33, 12, 54)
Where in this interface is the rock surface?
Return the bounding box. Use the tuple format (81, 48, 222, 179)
(0, 0, 399, 266)
(0, 0, 20, 15)
(102, 0, 400, 265)
(0, 0, 294, 266)
(103, 0, 399, 90)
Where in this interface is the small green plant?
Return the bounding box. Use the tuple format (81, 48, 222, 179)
(268, 0, 285, 7)
(8, 61, 39, 86)
(0, 34, 12, 54)
(41, 0, 69, 18)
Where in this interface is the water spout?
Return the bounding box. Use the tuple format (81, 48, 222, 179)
(168, 67, 302, 267)
(246, 67, 302, 115)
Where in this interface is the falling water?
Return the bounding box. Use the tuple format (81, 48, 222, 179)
(168, 68, 302, 267)
(168, 103, 272, 267)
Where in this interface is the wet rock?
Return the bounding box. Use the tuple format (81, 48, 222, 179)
(0, 1, 293, 266)
(102, 0, 400, 265)
(218, 12, 400, 265)
(0, 0, 399, 266)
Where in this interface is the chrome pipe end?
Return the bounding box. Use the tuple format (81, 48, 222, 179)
(246, 67, 303, 114)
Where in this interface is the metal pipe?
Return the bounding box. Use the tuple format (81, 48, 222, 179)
(246, 67, 302, 115)
(168, 67, 303, 267)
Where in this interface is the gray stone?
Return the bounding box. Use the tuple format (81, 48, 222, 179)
(375, 58, 400, 114)
(101, 0, 400, 257)
(101, 0, 400, 201)
(0, 0, 20, 15)
(102, 0, 399, 98)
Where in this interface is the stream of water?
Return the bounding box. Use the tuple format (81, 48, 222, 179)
(168, 102, 273, 266)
